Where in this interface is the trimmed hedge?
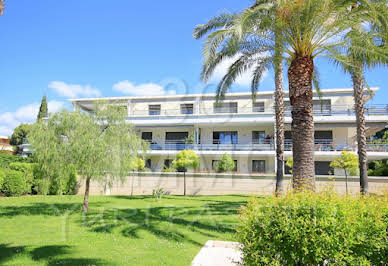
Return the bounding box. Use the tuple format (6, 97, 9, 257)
(2, 169, 27, 197)
(237, 192, 388, 265)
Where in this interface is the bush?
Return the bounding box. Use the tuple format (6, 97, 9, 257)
(214, 154, 235, 172)
(2, 170, 27, 196)
(237, 192, 388, 265)
(0, 168, 5, 190)
(0, 153, 31, 168)
(9, 162, 36, 193)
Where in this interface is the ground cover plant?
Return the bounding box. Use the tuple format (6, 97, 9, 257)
(0, 195, 249, 265)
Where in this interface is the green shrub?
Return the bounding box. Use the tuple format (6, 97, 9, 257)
(2, 170, 27, 196)
(237, 192, 388, 265)
(9, 162, 36, 193)
(214, 154, 235, 172)
(0, 153, 31, 168)
(0, 168, 5, 189)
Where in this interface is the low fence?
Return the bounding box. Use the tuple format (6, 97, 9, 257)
(78, 172, 388, 196)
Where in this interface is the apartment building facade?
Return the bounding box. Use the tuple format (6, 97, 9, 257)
(70, 88, 388, 176)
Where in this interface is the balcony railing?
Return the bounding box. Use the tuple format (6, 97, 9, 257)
(147, 139, 388, 152)
(129, 104, 388, 117)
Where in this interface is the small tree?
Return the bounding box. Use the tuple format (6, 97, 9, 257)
(172, 150, 199, 196)
(37, 95, 48, 121)
(215, 154, 235, 173)
(10, 123, 32, 154)
(29, 105, 146, 212)
(330, 151, 358, 195)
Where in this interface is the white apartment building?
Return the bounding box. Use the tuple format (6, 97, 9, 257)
(70, 88, 388, 176)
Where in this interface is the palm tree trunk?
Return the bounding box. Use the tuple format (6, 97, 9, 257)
(82, 176, 91, 212)
(274, 61, 284, 195)
(288, 55, 315, 191)
(352, 72, 368, 194)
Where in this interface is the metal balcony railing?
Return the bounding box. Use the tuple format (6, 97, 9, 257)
(147, 139, 388, 152)
(129, 104, 388, 117)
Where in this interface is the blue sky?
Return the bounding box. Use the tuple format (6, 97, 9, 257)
(0, 0, 387, 136)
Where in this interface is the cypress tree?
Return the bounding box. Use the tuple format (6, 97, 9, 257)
(37, 96, 48, 121)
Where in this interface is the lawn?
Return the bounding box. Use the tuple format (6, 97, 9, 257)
(0, 195, 251, 265)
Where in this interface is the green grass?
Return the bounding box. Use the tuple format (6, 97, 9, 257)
(0, 195, 252, 265)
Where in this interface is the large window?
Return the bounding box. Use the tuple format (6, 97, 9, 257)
(141, 132, 152, 142)
(252, 160, 266, 172)
(165, 132, 189, 144)
(213, 131, 238, 144)
(180, 104, 194, 114)
(214, 102, 238, 113)
(252, 131, 266, 144)
(252, 102, 265, 112)
(212, 160, 238, 171)
(149, 105, 161, 115)
(285, 161, 334, 175)
(315, 161, 334, 175)
(284, 130, 333, 141)
(285, 100, 331, 114)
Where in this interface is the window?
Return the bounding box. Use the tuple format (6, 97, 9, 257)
(315, 161, 334, 175)
(141, 132, 152, 142)
(180, 104, 194, 114)
(314, 131, 333, 140)
(213, 131, 238, 144)
(149, 105, 161, 115)
(252, 102, 265, 112)
(165, 132, 189, 144)
(164, 159, 173, 168)
(145, 159, 151, 169)
(285, 130, 333, 141)
(212, 160, 238, 171)
(286, 161, 334, 175)
(284, 100, 332, 114)
(313, 100, 331, 114)
(214, 102, 238, 113)
(252, 131, 266, 144)
(252, 160, 266, 172)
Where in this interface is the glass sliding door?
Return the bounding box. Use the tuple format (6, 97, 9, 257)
(213, 131, 238, 144)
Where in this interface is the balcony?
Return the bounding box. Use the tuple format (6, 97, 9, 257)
(129, 104, 388, 117)
(147, 139, 388, 152)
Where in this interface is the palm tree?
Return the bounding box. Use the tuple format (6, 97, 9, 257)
(338, 2, 388, 193)
(193, 1, 287, 194)
(0, 0, 5, 16)
(195, 0, 382, 190)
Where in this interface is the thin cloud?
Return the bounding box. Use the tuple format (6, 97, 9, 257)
(0, 101, 65, 136)
(209, 54, 269, 87)
(49, 81, 101, 98)
(113, 80, 176, 96)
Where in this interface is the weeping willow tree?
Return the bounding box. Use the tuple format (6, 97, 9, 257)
(194, 0, 386, 191)
(29, 104, 147, 212)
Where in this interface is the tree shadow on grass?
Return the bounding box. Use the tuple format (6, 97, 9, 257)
(0, 201, 109, 217)
(0, 243, 109, 265)
(81, 199, 247, 246)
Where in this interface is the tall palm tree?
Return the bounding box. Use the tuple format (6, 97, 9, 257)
(193, 1, 287, 194)
(195, 0, 381, 190)
(338, 1, 388, 193)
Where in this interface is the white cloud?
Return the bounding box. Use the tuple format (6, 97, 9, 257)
(209, 54, 268, 87)
(112, 80, 176, 96)
(48, 81, 101, 98)
(0, 101, 65, 136)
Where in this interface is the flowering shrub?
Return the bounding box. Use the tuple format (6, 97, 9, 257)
(237, 192, 388, 265)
